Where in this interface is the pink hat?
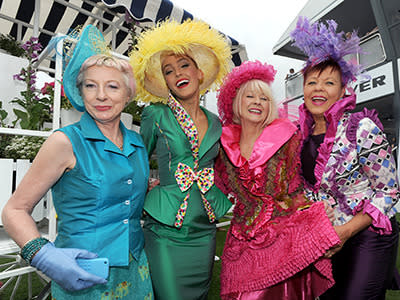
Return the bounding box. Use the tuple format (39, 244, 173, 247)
(217, 60, 276, 126)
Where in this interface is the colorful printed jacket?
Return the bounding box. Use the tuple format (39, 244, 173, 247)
(299, 93, 399, 234)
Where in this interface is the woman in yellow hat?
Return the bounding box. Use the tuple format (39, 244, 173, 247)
(131, 19, 232, 299)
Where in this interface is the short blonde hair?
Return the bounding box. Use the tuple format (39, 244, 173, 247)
(77, 54, 136, 100)
(232, 79, 278, 127)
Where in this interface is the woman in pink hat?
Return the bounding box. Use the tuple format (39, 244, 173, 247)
(215, 60, 340, 299)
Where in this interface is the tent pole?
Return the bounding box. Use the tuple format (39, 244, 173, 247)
(33, 0, 41, 37)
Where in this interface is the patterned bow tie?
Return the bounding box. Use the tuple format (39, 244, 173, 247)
(175, 162, 214, 193)
(174, 162, 216, 228)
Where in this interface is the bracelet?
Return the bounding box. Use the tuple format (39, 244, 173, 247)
(20, 237, 49, 264)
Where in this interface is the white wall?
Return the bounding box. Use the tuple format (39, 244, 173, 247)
(0, 52, 54, 128)
(0, 52, 28, 127)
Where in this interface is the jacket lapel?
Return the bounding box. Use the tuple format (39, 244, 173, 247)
(198, 108, 222, 160)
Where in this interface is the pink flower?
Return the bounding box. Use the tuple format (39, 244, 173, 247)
(41, 81, 66, 97)
(41, 82, 54, 94)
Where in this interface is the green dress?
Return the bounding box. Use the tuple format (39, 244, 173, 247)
(140, 98, 232, 300)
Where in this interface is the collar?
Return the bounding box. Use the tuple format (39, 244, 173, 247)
(298, 91, 356, 191)
(167, 93, 200, 168)
(198, 107, 222, 158)
(166, 94, 222, 162)
(221, 118, 297, 169)
(79, 112, 144, 155)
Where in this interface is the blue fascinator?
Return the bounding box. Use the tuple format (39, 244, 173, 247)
(63, 25, 109, 111)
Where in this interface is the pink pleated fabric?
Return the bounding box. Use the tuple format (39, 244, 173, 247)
(220, 202, 339, 299)
(223, 266, 327, 300)
(215, 121, 341, 299)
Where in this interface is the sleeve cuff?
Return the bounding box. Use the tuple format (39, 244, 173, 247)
(353, 200, 392, 235)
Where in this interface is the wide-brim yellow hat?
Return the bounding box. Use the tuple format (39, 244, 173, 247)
(131, 19, 231, 103)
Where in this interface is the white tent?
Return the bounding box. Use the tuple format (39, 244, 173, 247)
(0, 0, 248, 68)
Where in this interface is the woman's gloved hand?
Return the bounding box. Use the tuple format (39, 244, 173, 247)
(31, 242, 107, 291)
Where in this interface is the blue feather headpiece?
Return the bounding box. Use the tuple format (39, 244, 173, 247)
(290, 16, 365, 85)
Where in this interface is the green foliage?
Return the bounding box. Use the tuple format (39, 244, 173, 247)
(62, 98, 74, 110)
(11, 37, 52, 130)
(3, 135, 46, 160)
(12, 94, 52, 130)
(0, 34, 25, 57)
(0, 101, 8, 127)
(0, 134, 13, 158)
(0, 101, 11, 158)
(149, 158, 158, 170)
(123, 100, 145, 125)
(41, 81, 73, 110)
(125, 13, 141, 53)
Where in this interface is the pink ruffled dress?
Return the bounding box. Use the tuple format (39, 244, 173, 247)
(215, 118, 340, 300)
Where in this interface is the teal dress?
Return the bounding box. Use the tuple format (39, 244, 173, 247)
(50, 112, 153, 299)
(140, 99, 232, 300)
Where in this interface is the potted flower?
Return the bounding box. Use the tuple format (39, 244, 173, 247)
(0, 101, 11, 159)
(0, 37, 51, 161)
(40, 81, 83, 127)
(0, 100, 8, 127)
(2, 135, 46, 160)
(41, 81, 73, 110)
(122, 99, 144, 131)
(11, 37, 52, 130)
(0, 37, 52, 160)
(0, 37, 52, 161)
(0, 34, 25, 57)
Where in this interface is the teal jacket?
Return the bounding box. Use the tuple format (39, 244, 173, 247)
(53, 112, 149, 266)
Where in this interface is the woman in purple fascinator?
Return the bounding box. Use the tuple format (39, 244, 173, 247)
(291, 16, 399, 299)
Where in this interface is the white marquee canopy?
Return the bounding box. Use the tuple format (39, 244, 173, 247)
(0, 0, 248, 67)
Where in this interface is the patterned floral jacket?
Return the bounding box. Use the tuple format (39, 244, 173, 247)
(299, 93, 399, 234)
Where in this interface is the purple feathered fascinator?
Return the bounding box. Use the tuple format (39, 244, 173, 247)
(290, 16, 365, 85)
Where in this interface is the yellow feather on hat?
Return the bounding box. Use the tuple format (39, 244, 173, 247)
(130, 19, 232, 103)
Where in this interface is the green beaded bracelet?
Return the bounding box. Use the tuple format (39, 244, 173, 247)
(20, 237, 49, 264)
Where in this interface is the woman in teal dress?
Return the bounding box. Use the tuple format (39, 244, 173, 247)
(1, 25, 153, 299)
(131, 19, 233, 299)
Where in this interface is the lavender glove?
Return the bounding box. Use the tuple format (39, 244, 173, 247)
(31, 242, 107, 291)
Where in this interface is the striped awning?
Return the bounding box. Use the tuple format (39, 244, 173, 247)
(0, 0, 247, 67)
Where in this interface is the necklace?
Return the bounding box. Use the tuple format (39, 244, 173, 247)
(117, 141, 123, 151)
(104, 131, 123, 151)
(114, 136, 123, 151)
